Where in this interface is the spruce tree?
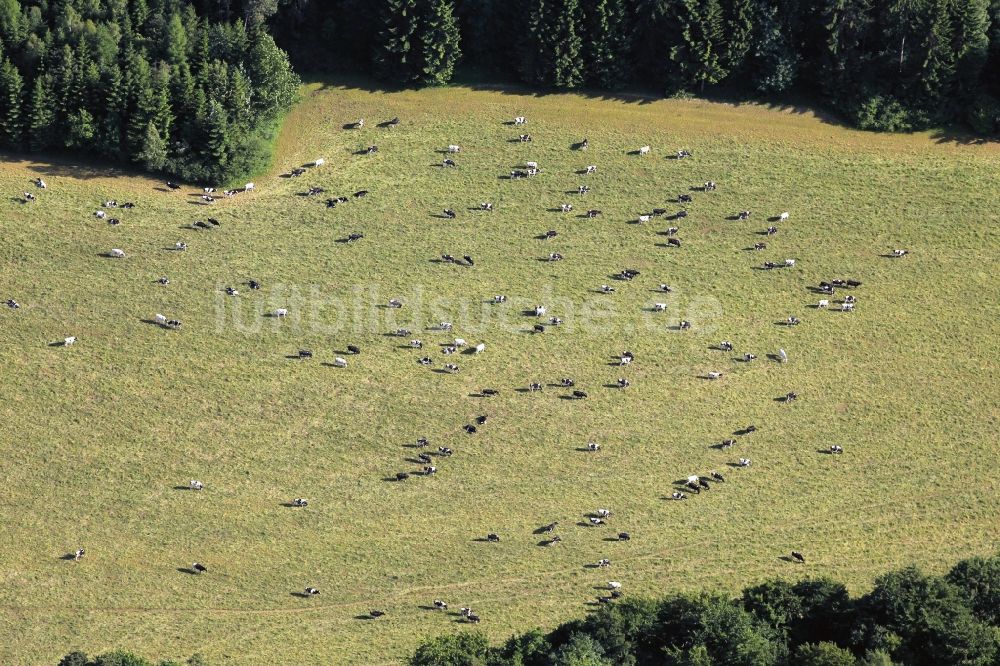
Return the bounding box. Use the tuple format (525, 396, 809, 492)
(949, 0, 990, 99)
(919, 0, 956, 112)
(584, 0, 631, 89)
(374, 0, 420, 82)
(670, 0, 727, 92)
(137, 121, 167, 171)
(723, 0, 755, 75)
(0, 56, 24, 149)
(542, 0, 585, 88)
(28, 75, 55, 152)
(417, 0, 462, 86)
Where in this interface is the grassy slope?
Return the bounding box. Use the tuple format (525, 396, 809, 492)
(0, 82, 998, 665)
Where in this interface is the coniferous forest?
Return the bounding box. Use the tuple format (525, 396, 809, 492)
(0, 0, 997, 183)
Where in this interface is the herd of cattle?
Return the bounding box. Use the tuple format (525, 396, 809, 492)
(7, 112, 911, 623)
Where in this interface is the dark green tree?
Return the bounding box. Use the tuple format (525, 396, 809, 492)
(374, 0, 420, 82)
(668, 0, 728, 92)
(583, 0, 631, 89)
(27, 74, 56, 151)
(793, 642, 858, 666)
(409, 629, 489, 665)
(946, 554, 1000, 625)
(0, 55, 24, 148)
(417, 0, 462, 85)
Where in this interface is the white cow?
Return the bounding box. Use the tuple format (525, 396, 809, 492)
(244, 182, 255, 191)
(638, 215, 650, 223)
(155, 314, 167, 325)
(64, 336, 77, 346)
(333, 357, 347, 367)
(474, 343, 486, 354)
(95, 210, 107, 219)
(314, 158, 325, 167)
(708, 371, 723, 379)
(454, 338, 466, 347)
(534, 305, 546, 316)
(608, 581, 622, 590)
(525, 161, 538, 169)
(654, 303, 667, 311)
(817, 299, 829, 308)
(785, 259, 795, 267)
(275, 308, 288, 317)
(638, 146, 650, 155)
(447, 144, 461, 153)
(779, 212, 789, 221)
(109, 248, 125, 258)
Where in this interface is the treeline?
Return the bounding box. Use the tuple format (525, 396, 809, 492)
(0, 0, 299, 184)
(410, 553, 1000, 665)
(221, 0, 999, 136)
(57, 652, 206, 666)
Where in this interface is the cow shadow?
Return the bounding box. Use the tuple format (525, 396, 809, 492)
(430, 213, 455, 219)
(767, 215, 783, 222)
(725, 214, 742, 221)
(537, 539, 559, 547)
(342, 123, 359, 130)
(777, 555, 797, 563)
(59, 553, 78, 560)
(173, 485, 193, 491)
(290, 592, 312, 598)
(354, 615, 377, 621)
(767, 353, 784, 362)
(47, 340, 71, 347)
(177, 567, 200, 575)
(153, 187, 173, 193)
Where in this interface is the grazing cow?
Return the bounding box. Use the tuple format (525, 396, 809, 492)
(744, 353, 757, 362)
(370, 610, 386, 618)
(841, 302, 855, 312)
(109, 248, 125, 258)
(333, 357, 348, 368)
(444, 363, 459, 373)
(35, 178, 46, 189)
(704, 181, 716, 191)
(620, 355, 632, 366)
(396, 472, 410, 481)
(676, 149, 692, 158)
(439, 322, 454, 330)
(638, 146, 650, 155)
(433, 599, 448, 610)
(95, 210, 107, 219)
(417, 453, 432, 464)
(578, 185, 590, 194)
(442, 159, 457, 168)
(667, 238, 681, 248)
(454, 338, 467, 347)
(6, 299, 20, 309)
(201, 195, 216, 203)
(791, 551, 806, 563)
(719, 341, 733, 351)
(353, 190, 369, 198)
(418, 357, 433, 365)
(787, 316, 801, 325)
(487, 533, 500, 542)
(549, 317, 562, 326)
(596, 508, 612, 518)
(248, 279, 261, 290)
(587, 442, 601, 451)
(679, 320, 691, 330)
(355, 118, 365, 129)
(63, 336, 77, 346)
(597, 559, 611, 567)
(166, 319, 181, 329)
(193, 563, 208, 574)
(892, 249, 908, 257)
(600, 285, 616, 293)
(560, 203, 573, 213)
(548, 253, 563, 261)
(844, 295, 856, 304)
(597, 595, 614, 604)
(482, 388, 500, 396)
(817, 299, 829, 308)
(189, 479, 204, 490)
(711, 470, 725, 482)
(738, 458, 752, 467)
(779, 348, 788, 363)
(779, 212, 789, 221)
(480, 202, 493, 211)
(175, 242, 188, 251)
(298, 349, 313, 359)
(585, 165, 597, 174)
(493, 295, 507, 303)
(519, 134, 532, 142)
(743, 425, 758, 434)
(533, 324, 545, 334)
(166, 181, 181, 190)
(513, 116, 526, 125)
(396, 328, 413, 337)
(589, 517, 605, 526)
(754, 242, 767, 250)
(21, 191, 36, 201)
(475, 415, 488, 425)
(785, 259, 796, 267)
(654, 303, 667, 311)
(638, 215, 651, 224)
(721, 439, 736, 449)
(607, 581, 622, 590)
(423, 466, 437, 475)
(666, 227, 679, 236)
(764, 262, 779, 270)
(366, 145, 378, 154)
(443, 209, 456, 219)
(678, 194, 693, 203)
(572, 390, 588, 399)
(225, 287, 239, 296)
(447, 144, 461, 153)
(525, 161, 539, 170)
(672, 491, 688, 500)
(387, 117, 400, 127)
(737, 210, 751, 220)
(617, 378, 631, 389)
(275, 308, 288, 317)
(475, 343, 486, 353)
(657, 284, 673, 294)
(292, 498, 308, 507)
(544, 230, 558, 239)
(305, 587, 320, 595)
(463, 424, 477, 434)
(617, 532, 630, 541)
(586, 209, 602, 218)
(74, 548, 85, 561)
(464, 255, 475, 266)
(830, 445, 844, 454)
(388, 299, 403, 309)
(767, 226, 778, 235)
(707, 371, 723, 380)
